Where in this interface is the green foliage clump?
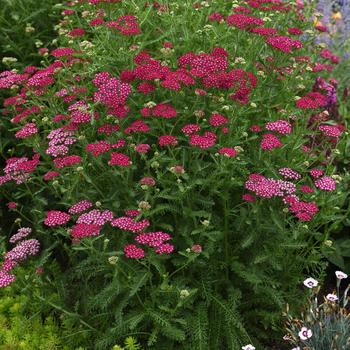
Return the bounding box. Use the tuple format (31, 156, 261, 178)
(0, 286, 63, 350)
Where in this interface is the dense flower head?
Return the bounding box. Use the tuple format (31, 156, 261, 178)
(109, 152, 131, 166)
(71, 223, 101, 239)
(1, 155, 40, 185)
(159, 135, 178, 147)
(278, 168, 301, 180)
(15, 123, 38, 139)
(51, 47, 75, 57)
(135, 143, 151, 154)
(245, 173, 296, 200)
(124, 244, 145, 259)
(209, 113, 229, 126)
(125, 120, 150, 134)
(227, 13, 264, 29)
(135, 231, 171, 247)
(43, 171, 60, 181)
(288, 27, 303, 35)
(86, 141, 111, 156)
(265, 120, 292, 135)
(300, 185, 314, 193)
(10, 227, 32, 243)
(68, 200, 93, 214)
(250, 27, 277, 36)
(289, 201, 319, 221)
(5, 239, 40, 262)
(296, 92, 327, 109)
(77, 209, 113, 226)
(155, 243, 174, 254)
(261, 133, 282, 151)
(53, 155, 81, 168)
(94, 77, 131, 108)
(2, 259, 18, 272)
(124, 209, 140, 217)
(314, 176, 336, 191)
(111, 216, 150, 232)
(181, 124, 201, 135)
(152, 103, 177, 118)
(189, 132, 217, 149)
(309, 168, 324, 178)
(266, 35, 302, 53)
(106, 15, 140, 36)
(0, 70, 28, 89)
(218, 147, 237, 157)
(318, 124, 342, 138)
(44, 210, 71, 226)
(0, 271, 16, 288)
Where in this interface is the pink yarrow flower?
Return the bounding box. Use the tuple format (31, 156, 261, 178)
(44, 211, 70, 226)
(314, 176, 336, 191)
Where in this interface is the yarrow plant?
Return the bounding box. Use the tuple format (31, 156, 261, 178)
(0, 0, 349, 349)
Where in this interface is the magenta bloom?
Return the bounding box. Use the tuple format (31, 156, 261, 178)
(265, 120, 292, 135)
(109, 152, 131, 166)
(71, 223, 101, 239)
(111, 216, 150, 232)
(15, 123, 38, 139)
(135, 144, 151, 154)
(155, 243, 174, 255)
(5, 239, 40, 262)
(218, 147, 237, 157)
(261, 134, 282, 151)
(77, 209, 113, 226)
(51, 47, 74, 57)
(0, 270, 16, 288)
(135, 231, 171, 247)
(314, 176, 336, 191)
(189, 132, 217, 149)
(10, 227, 32, 243)
(296, 92, 327, 109)
(209, 113, 229, 127)
(124, 244, 145, 259)
(158, 135, 178, 147)
(278, 168, 301, 180)
(44, 210, 70, 226)
(68, 200, 93, 214)
(266, 36, 302, 53)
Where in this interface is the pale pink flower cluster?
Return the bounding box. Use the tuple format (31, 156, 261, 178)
(265, 120, 292, 134)
(9, 227, 32, 243)
(314, 176, 336, 191)
(77, 209, 113, 226)
(46, 128, 77, 158)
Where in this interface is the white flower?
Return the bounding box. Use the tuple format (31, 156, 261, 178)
(303, 277, 318, 289)
(335, 271, 348, 280)
(292, 347, 301, 350)
(298, 327, 312, 340)
(326, 293, 338, 302)
(242, 345, 255, 350)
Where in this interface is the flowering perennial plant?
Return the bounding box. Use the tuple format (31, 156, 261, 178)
(0, 0, 349, 349)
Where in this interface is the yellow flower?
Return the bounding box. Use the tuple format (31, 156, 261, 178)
(332, 12, 342, 20)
